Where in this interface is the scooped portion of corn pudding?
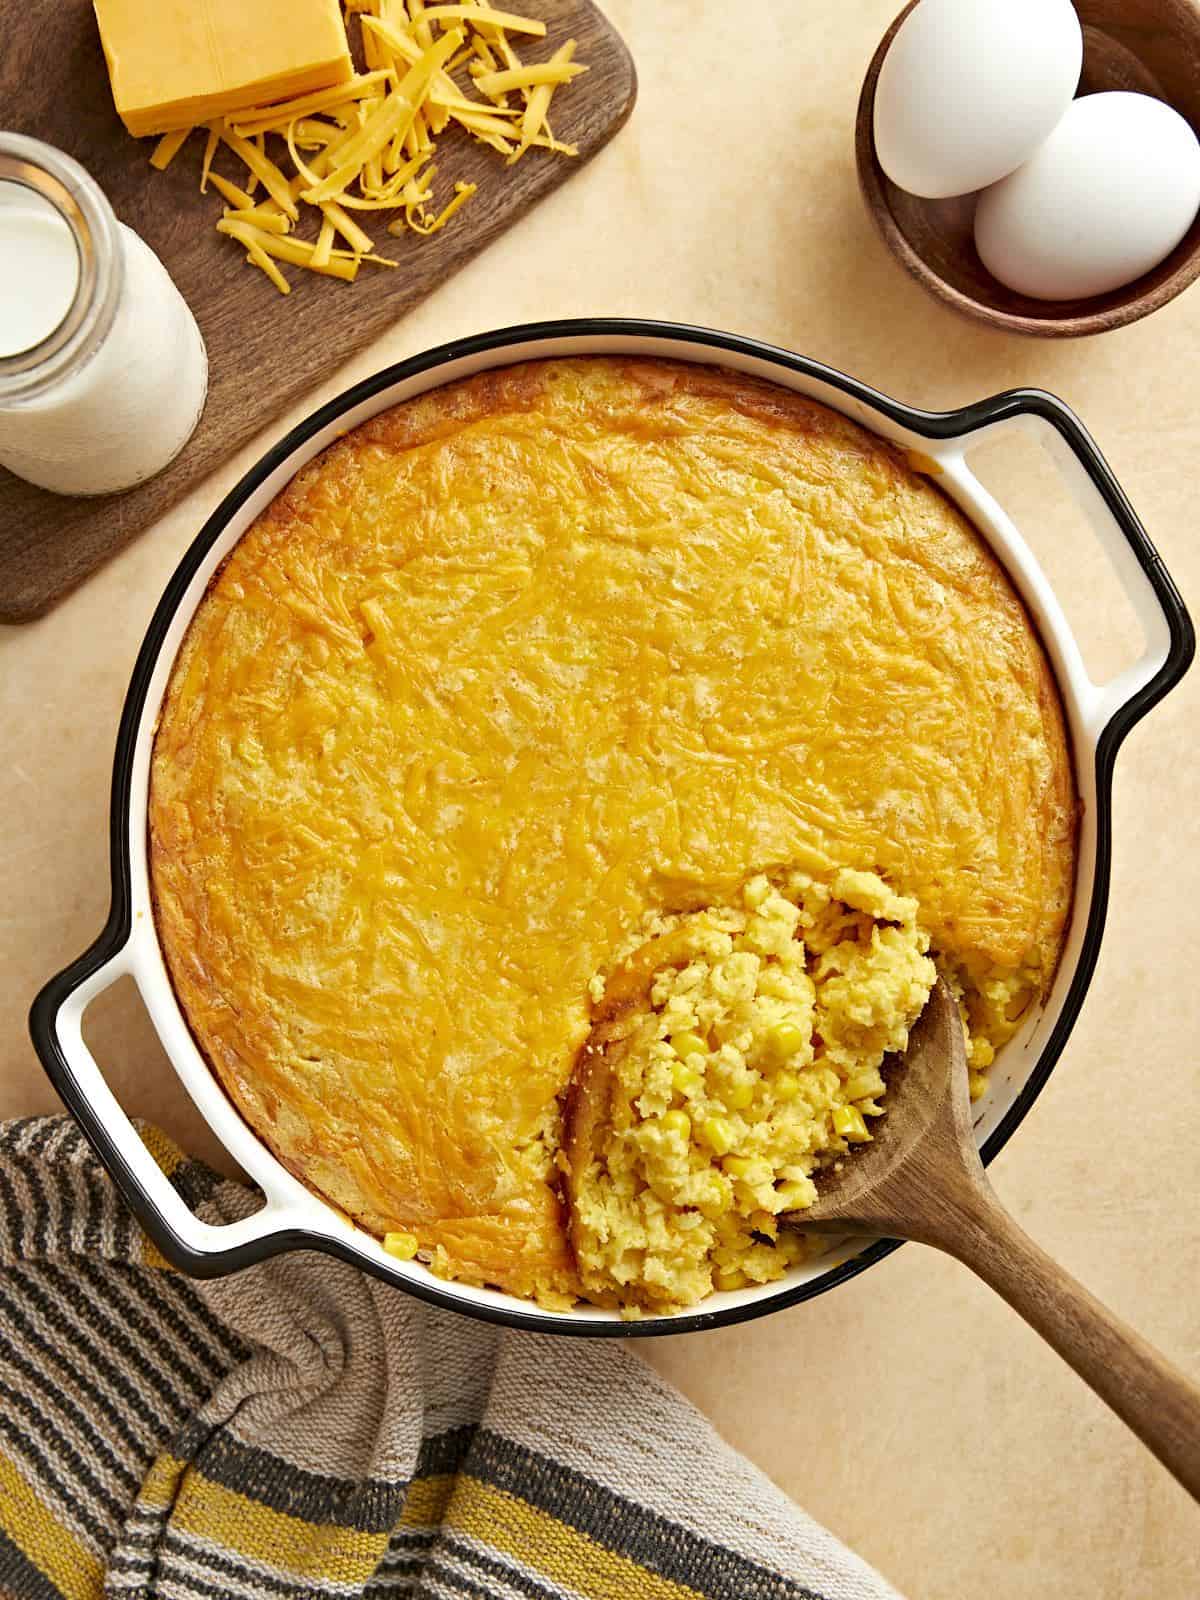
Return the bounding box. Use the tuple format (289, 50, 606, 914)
(148, 357, 1077, 1316)
(565, 871, 938, 1313)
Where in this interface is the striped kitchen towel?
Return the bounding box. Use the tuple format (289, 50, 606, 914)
(0, 1117, 902, 1600)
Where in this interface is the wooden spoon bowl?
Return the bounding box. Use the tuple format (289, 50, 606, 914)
(856, 0, 1200, 337)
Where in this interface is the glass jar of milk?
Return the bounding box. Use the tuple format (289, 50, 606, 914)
(0, 133, 208, 496)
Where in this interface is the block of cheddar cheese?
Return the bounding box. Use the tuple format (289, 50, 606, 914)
(93, 0, 354, 138)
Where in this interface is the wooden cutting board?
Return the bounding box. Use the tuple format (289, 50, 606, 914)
(0, 0, 635, 622)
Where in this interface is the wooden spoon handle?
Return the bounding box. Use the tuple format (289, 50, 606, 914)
(938, 1184, 1200, 1501)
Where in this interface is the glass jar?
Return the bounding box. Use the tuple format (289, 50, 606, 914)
(0, 132, 208, 496)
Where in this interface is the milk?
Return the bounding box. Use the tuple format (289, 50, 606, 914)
(0, 185, 80, 358)
(0, 175, 208, 497)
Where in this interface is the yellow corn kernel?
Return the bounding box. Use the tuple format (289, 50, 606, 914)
(774, 1070, 801, 1101)
(775, 1179, 811, 1211)
(713, 1213, 744, 1245)
(723, 1158, 761, 1184)
(700, 1116, 736, 1156)
(671, 1058, 702, 1096)
(833, 1104, 871, 1143)
(724, 1079, 756, 1111)
(383, 1230, 419, 1260)
(843, 1072, 883, 1103)
(971, 1035, 997, 1068)
(767, 1020, 807, 1060)
(671, 1031, 706, 1060)
(659, 1108, 691, 1140)
(694, 1170, 732, 1217)
(714, 1268, 749, 1292)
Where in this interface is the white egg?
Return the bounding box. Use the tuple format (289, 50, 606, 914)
(874, 0, 1082, 199)
(975, 93, 1200, 301)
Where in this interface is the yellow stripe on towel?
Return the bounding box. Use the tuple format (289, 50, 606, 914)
(0, 1451, 105, 1600)
(398, 1470, 456, 1531)
(171, 1468, 389, 1583)
(447, 1473, 706, 1600)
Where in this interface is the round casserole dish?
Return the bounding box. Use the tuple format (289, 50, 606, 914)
(30, 319, 1193, 1337)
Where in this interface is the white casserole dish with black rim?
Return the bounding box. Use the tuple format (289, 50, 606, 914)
(30, 318, 1194, 1336)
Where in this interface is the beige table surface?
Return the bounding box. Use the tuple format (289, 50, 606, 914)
(3, 2, 1199, 1594)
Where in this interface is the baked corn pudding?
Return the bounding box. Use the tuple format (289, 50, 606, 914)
(564, 870, 937, 1312)
(149, 357, 1077, 1312)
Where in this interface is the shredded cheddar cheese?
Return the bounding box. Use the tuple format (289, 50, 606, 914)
(223, 206, 291, 234)
(149, 126, 192, 170)
(421, 5, 547, 36)
(473, 60, 586, 96)
(137, 0, 587, 294)
(242, 236, 292, 295)
(230, 71, 393, 137)
(199, 125, 221, 191)
(207, 172, 257, 211)
(217, 217, 361, 280)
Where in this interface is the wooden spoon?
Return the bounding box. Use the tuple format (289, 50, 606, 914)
(793, 978, 1200, 1501)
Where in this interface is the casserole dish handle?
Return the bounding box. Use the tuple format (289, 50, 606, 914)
(30, 943, 303, 1276)
(952, 391, 1194, 740)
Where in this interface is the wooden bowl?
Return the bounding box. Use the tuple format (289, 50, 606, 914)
(857, 0, 1200, 337)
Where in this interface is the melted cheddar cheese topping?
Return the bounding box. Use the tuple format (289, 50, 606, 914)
(149, 358, 1076, 1307)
